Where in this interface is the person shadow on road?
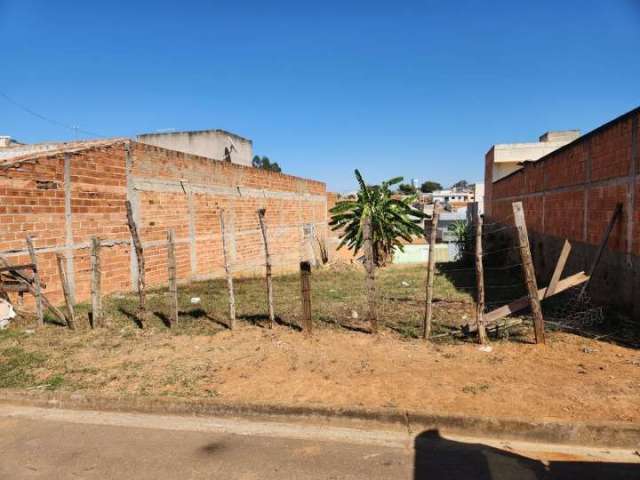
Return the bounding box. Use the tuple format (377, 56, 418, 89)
(413, 429, 639, 480)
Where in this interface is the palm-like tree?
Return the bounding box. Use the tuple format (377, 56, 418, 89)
(330, 170, 427, 266)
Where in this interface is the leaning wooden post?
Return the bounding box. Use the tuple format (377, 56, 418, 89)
(300, 261, 312, 335)
(257, 208, 275, 328)
(363, 216, 378, 334)
(25, 235, 44, 327)
(55, 253, 76, 330)
(423, 210, 439, 340)
(166, 229, 179, 327)
(219, 211, 236, 329)
(578, 202, 623, 298)
(512, 201, 545, 345)
(125, 200, 146, 327)
(474, 206, 488, 345)
(90, 236, 103, 328)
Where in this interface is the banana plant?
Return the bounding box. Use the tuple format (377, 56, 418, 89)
(329, 169, 427, 266)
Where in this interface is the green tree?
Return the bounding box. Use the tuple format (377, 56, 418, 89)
(329, 170, 427, 266)
(452, 179, 470, 190)
(448, 220, 472, 262)
(252, 155, 282, 173)
(420, 180, 443, 193)
(397, 183, 417, 195)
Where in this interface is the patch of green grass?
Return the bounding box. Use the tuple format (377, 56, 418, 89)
(0, 346, 46, 388)
(42, 374, 64, 390)
(462, 383, 490, 395)
(83, 264, 478, 340)
(0, 329, 27, 342)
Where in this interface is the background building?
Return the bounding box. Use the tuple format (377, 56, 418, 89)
(136, 129, 253, 167)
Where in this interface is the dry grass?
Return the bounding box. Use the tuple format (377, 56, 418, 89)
(1, 263, 639, 425)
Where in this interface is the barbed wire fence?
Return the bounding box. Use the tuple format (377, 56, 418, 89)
(6, 200, 634, 348)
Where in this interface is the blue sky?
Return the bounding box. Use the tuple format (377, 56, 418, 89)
(1, 1, 639, 192)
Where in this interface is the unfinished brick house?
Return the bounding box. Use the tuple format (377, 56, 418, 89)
(485, 107, 640, 320)
(0, 138, 328, 306)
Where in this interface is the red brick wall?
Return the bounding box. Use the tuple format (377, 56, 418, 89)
(487, 107, 640, 318)
(0, 141, 328, 307)
(489, 109, 638, 252)
(326, 192, 356, 263)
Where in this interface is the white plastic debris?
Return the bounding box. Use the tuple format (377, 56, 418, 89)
(478, 345, 493, 353)
(0, 299, 16, 330)
(351, 310, 359, 319)
(190, 297, 201, 305)
(401, 281, 410, 287)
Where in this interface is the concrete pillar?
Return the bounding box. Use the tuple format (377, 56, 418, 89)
(63, 153, 76, 303)
(125, 142, 141, 290)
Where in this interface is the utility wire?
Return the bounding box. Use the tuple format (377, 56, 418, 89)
(0, 89, 105, 138)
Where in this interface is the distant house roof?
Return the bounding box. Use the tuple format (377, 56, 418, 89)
(137, 128, 252, 145)
(0, 138, 127, 167)
(439, 208, 468, 222)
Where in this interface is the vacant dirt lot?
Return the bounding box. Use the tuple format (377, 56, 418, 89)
(1, 265, 639, 424)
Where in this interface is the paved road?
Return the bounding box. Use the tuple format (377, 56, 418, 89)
(0, 405, 638, 479)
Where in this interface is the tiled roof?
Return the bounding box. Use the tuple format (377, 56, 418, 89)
(0, 138, 128, 167)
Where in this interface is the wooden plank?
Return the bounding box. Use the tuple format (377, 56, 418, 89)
(513, 202, 545, 344)
(257, 208, 275, 328)
(90, 237, 103, 328)
(0, 264, 36, 273)
(25, 235, 44, 327)
(579, 202, 623, 297)
(423, 211, 439, 340)
(363, 216, 378, 334)
(0, 283, 30, 293)
(167, 229, 178, 327)
(300, 261, 312, 335)
(474, 208, 488, 345)
(55, 253, 76, 330)
(483, 271, 589, 326)
(219, 211, 236, 329)
(544, 240, 571, 299)
(0, 257, 67, 324)
(125, 200, 146, 327)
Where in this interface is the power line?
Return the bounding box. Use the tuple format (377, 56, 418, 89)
(0, 89, 105, 138)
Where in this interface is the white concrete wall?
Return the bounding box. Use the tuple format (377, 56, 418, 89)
(491, 141, 574, 182)
(137, 130, 253, 167)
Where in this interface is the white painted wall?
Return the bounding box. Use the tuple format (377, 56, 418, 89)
(137, 130, 253, 167)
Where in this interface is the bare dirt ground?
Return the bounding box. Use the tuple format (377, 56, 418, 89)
(1, 264, 639, 424)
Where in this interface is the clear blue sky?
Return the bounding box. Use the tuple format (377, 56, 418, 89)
(1, 1, 639, 192)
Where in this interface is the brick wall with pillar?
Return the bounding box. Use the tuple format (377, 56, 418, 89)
(487, 107, 640, 320)
(0, 140, 328, 307)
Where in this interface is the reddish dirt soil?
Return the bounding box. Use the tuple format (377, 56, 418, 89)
(14, 325, 640, 424)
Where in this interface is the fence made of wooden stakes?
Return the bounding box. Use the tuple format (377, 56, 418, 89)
(3, 199, 621, 346)
(418, 200, 616, 345)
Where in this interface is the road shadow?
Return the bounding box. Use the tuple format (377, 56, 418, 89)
(414, 429, 639, 480)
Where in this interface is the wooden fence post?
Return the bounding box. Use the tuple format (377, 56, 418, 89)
(363, 216, 378, 334)
(219, 211, 236, 329)
(257, 208, 275, 328)
(579, 202, 623, 298)
(167, 229, 178, 327)
(125, 200, 146, 327)
(300, 261, 312, 334)
(55, 253, 76, 330)
(25, 235, 44, 327)
(90, 236, 103, 328)
(423, 210, 439, 340)
(474, 207, 488, 345)
(512, 201, 545, 344)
